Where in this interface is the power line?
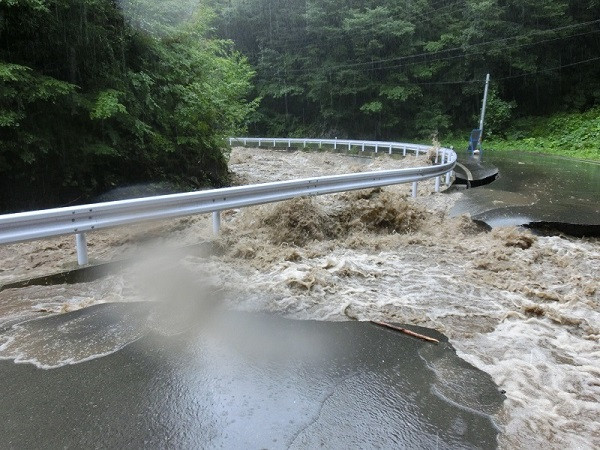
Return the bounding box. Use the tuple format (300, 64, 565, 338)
(284, 18, 600, 74)
(360, 28, 600, 73)
(412, 56, 600, 85)
(269, 28, 600, 81)
(496, 56, 600, 81)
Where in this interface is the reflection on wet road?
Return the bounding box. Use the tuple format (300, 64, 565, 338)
(451, 151, 600, 229)
(0, 304, 503, 449)
(1, 147, 598, 449)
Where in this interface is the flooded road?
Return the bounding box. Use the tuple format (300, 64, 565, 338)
(1, 146, 599, 448)
(451, 150, 600, 229)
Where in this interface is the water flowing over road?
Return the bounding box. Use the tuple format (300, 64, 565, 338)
(1, 147, 598, 448)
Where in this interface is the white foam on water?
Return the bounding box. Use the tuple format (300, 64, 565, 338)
(208, 148, 600, 448)
(0, 304, 147, 369)
(207, 229, 599, 448)
(455, 318, 600, 449)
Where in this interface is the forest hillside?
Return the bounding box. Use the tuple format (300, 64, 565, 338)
(211, 0, 599, 157)
(0, 0, 256, 211)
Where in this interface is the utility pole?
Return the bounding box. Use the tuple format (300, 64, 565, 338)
(479, 73, 490, 144)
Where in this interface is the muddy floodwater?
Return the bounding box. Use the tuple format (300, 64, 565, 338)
(0, 146, 599, 448)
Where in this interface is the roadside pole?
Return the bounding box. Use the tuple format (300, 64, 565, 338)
(479, 73, 490, 146)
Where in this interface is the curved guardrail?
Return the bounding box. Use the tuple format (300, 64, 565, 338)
(0, 137, 456, 266)
(229, 137, 432, 156)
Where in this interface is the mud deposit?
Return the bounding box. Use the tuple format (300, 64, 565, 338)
(1, 147, 599, 449)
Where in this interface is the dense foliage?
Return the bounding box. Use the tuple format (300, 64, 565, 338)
(480, 107, 600, 159)
(0, 0, 256, 212)
(211, 0, 600, 146)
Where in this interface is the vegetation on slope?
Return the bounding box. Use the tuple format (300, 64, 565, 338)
(0, 0, 256, 212)
(486, 109, 600, 160)
(211, 0, 600, 150)
(2, 0, 599, 213)
(443, 108, 600, 160)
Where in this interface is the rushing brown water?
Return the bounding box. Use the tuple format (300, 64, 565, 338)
(1, 147, 599, 448)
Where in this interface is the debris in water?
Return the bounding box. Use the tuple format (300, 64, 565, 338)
(1, 146, 599, 449)
(492, 227, 536, 249)
(371, 320, 440, 344)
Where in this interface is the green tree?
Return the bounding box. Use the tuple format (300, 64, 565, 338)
(0, 0, 256, 212)
(212, 0, 600, 141)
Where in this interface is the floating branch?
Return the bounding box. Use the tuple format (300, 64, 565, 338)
(370, 320, 440, 344)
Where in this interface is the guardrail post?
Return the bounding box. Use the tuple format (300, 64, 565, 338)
(258, 139, 261, 147)
(435, 176, 440, 192)
(435, 149, 439, 164)
(304, 140, 307, 148)
(412, 182, 418, 198)
(243, 138, 247, 146)
(361, 143, 365, 152)
(389, 145, 392, 155)
(375, 144, 378, 153)
(75, 233, 89, 266)
(319, 140, 322, 149)
(348, 143, 351, 150)
(288, 139, 291, 148)
(334, 138, 337, 150)
(415, 148, 419, 156)
(403, 146, 406, 156)
(446, 146, 453, 185)
(212, 211, 221, 234)
(229, 138, 233, 146)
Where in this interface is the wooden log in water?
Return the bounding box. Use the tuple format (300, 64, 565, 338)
(370, 320, 439, 344)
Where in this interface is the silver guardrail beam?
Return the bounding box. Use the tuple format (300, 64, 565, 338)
(0, 137, 456, 266)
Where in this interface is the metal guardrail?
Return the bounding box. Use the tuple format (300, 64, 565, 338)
(229, 137, 432, 155)
(0, 137, 456, 266)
